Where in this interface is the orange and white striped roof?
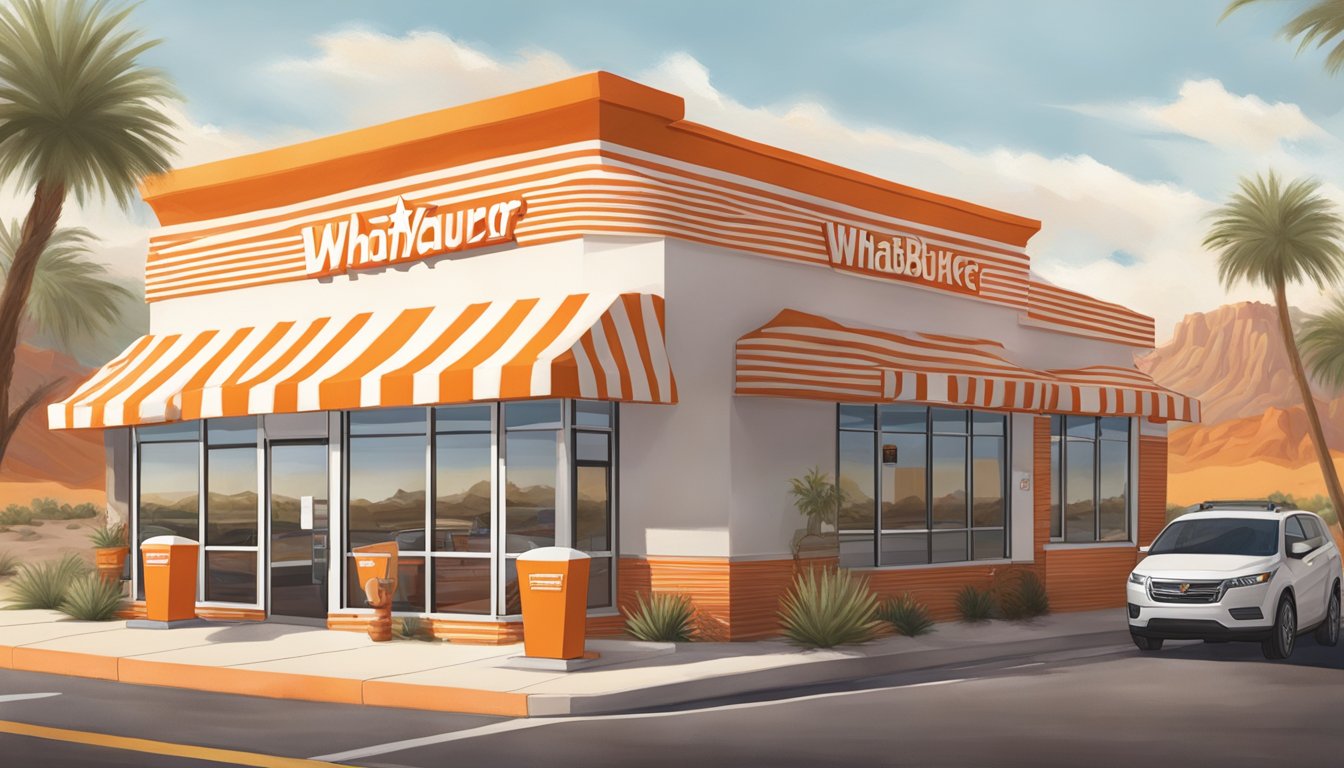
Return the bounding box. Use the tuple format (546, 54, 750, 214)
(48, 293, 674, 430)
(734, 309, 1198, 421)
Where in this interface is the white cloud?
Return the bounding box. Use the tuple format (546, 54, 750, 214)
(1074, 78, 1327, 153)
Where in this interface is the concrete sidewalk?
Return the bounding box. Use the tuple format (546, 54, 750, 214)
(0, 608, 1131, 717)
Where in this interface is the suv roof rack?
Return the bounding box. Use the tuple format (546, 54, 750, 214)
(1197, 499, 1288, 513)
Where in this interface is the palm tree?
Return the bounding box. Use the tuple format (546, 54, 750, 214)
(1204, 171, 1344, 532)
(1224, 1, 1344, 74)
(0, 0, 178, 467)
(0, 221, 134, 351)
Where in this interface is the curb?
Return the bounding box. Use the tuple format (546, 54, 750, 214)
(526, 628, 1132, 716)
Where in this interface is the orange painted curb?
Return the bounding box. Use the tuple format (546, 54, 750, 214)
(117, 659, 364, 706)
(0, 645, 13, 669)
(12, 648, 119, 681)
(361, 680, 530, 717)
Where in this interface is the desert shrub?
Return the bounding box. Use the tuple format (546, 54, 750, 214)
(66, 523, 81, 530)
(89, 523, 127, 549)
(393, 616, 436, 642)
(0, 505, 33, 526)
(877, 592, 935, 637)
(778, 567, 880, 648)
(58, 575, 125, 621)
(997, 570, 1050, 620)
(625, 592, 696, 642)
(0, 550, 17, 576)
(16, 529, 37, 542)
(8, 555, 89, 609)
(955, 585, 997, 623)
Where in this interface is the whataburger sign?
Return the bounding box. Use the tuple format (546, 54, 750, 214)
(301, 196, 526, 277)
(822, 222, 982, 296)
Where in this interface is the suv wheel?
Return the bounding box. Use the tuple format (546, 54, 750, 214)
(1132, 632, 1163, 652)
(1262, 596, 1296, 660)
(1314, 587, 1340, 647)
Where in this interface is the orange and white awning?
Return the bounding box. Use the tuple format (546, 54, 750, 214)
(734, 309, 1198, 421)
(49, 293, 675, 429)
(1045, 365, 1199, 422)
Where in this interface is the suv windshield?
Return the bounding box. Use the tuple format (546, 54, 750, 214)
(1149, 517, 1279, 557)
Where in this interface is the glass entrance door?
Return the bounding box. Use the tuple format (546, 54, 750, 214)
(268, 441, 329, 619)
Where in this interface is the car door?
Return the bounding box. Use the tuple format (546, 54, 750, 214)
(1285, 515, 1328, 627)
(1302, 515, 1338, 620)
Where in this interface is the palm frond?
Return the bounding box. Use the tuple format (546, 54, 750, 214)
(0, 0, 180, 208)
(1299, 294, 1344, 391)
(1203, 171, 1344, 293)
(0, 218, 133, 349)
(1223, 0, 1344, 75)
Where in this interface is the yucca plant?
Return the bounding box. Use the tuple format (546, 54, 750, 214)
(0, 549, 17, 576)
(88, 522, 126, 549)
(393, 616, 436, 642)
(625, 592, 697, 642)
(58, 573, 124, 621)
(7, 553, 88, 609)
(877, 592, 936, 637)
(778, 567, 881, 648)
(998, 570, 1050, 620)
(955, 584, 997, 623)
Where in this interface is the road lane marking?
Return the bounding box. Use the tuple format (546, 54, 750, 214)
(1002, 662, 1045, 670)
(314, 677, 969, 762)
(0, 719, 340, 768)
(0, 693, 60, 703)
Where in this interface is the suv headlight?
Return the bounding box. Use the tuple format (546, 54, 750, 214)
(1128, 572, 1148, 585)
(1224, 570, 1275, 589)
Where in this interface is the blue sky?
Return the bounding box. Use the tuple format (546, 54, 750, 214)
(14, 0, 1344, 341)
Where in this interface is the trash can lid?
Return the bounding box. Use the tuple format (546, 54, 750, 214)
(141, 535, 198, 547)
(516, 546, 590, 562)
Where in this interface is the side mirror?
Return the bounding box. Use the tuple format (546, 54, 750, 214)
(1289, 540, 1313, 558)
(1137, 545, 1150, 558)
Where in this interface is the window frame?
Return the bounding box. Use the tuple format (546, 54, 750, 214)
(836, 404, 1011, 569)
(1050, 415, 1134, 545)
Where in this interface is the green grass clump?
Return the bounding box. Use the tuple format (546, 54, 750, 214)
(877, 592, 935, 637)
(0, 550, 17, 577)
(625, 592, 697, 642)
(0, 499, 99, 526)
(392, 616, 436, 642)
(778, 567, 880, 648)
(88, 522, 127, 549)
(955, 585, 997, 623)
(58, 575, 125, 621)
(7, 555, 89, 609)
(998, 570, 1050, 620)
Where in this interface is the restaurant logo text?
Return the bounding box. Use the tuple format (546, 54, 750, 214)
(301, 196, 525, 277)
(822, 222, 982, 296)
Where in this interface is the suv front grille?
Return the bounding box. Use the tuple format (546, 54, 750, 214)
(1149, 579, 1223, 604)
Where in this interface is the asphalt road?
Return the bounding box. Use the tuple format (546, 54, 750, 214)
(2, 634, 1343, 768)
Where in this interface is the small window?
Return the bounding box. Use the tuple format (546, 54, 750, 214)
(349, 407, 426, 435)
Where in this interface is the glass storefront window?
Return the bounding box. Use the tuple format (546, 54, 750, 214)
(205, 446, 257, 547)
(1053, 416, 1131, 543)
(504, 430, 558, 553)
(838, 405, 1008, 568)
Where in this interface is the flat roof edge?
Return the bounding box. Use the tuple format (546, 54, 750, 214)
(141, 71, 685, 202)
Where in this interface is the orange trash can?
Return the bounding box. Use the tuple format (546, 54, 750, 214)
(128, 535, 206, 629)
(517, 547, 590, 660)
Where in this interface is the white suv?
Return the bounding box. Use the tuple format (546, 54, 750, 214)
(1127, 500, 1341, 659)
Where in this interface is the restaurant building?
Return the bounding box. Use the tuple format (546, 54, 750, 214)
(49, 73, 1198, 643)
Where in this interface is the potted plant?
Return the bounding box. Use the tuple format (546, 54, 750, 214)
(89, 522, 128, 584)
(788, 467, 842, 565)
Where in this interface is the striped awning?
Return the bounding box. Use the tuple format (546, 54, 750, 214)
(49, 293, 675, 430)
(734, 309, 1198, 421)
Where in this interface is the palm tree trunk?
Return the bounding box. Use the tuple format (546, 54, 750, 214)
(0, 179, 66, 469)
(1274, 281, 1344, 535)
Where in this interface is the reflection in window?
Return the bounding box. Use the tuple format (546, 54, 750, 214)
(347, 435, 425, 549)
(504, 430, 557, 553)
(839, 405, 1008, 567)
(434, 432, 491, 552)
(1054, 417, 1130, 543)
(206, 446, 256, 547)
(137, 438, 200, 600)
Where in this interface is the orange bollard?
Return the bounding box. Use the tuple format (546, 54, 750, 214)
(363, 577, 393, 642)
(517, 547, 591, 660)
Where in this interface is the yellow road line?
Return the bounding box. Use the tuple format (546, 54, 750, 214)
(0, 719, 343, 767)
